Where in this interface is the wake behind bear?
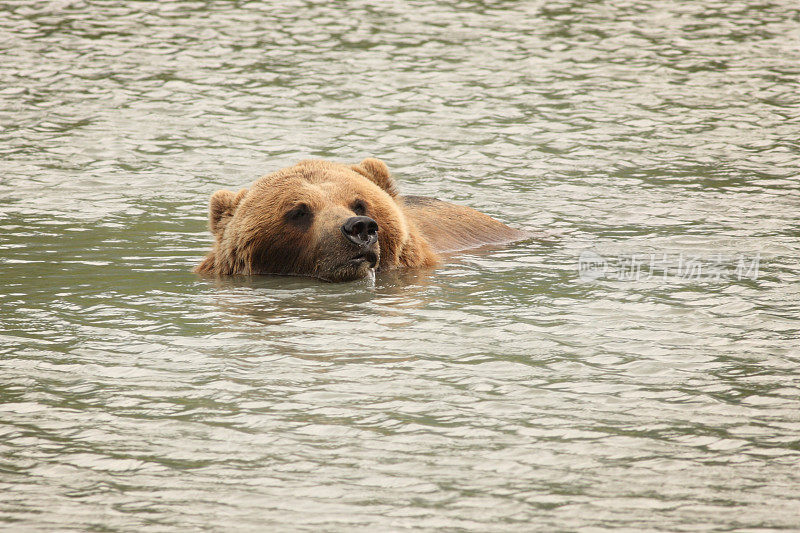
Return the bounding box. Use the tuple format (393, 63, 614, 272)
(195, 158, 526, 282)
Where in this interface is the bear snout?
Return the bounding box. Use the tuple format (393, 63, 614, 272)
(341, 216, 378, 248)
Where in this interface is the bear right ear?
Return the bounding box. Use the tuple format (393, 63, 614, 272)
(209, 188, 247, 235)
(351, 158, 399, 197)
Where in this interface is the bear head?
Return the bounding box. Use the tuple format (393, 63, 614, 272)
(196, 158, 427, 282)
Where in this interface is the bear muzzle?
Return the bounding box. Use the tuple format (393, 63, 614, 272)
(340, 216, 380, 271)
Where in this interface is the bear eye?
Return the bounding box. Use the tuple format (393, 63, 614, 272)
(351, 199, 367, 216)
(286, 203, 312, 224)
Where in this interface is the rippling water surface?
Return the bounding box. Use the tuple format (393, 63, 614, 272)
(2, 1, 800, 530)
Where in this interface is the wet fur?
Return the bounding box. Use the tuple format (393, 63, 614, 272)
(401, 195, 526, 253)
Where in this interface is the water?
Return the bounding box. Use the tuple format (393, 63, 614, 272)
(2, 1, 799, 530)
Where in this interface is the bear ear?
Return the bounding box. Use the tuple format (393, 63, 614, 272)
(209, 188, 247, 235)
(351, 158, 399, 197)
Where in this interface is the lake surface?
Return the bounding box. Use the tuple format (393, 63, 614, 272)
(2, 1, 799, 530)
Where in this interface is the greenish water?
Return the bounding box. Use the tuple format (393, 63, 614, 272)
(2, 1, 799, 531)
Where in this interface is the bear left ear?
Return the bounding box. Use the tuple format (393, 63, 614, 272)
(351, 158, 399, 198)
(209, 188, 247, 235)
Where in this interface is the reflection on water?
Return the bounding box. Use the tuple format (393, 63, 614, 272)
(2, 1, 800, 530)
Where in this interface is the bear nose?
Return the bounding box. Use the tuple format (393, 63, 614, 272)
(341, 216, 378, 247)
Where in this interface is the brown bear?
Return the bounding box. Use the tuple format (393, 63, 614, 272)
(195, 158, 526, 282)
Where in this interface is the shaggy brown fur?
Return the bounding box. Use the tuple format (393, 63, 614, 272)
(195, 158, 526, 281)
